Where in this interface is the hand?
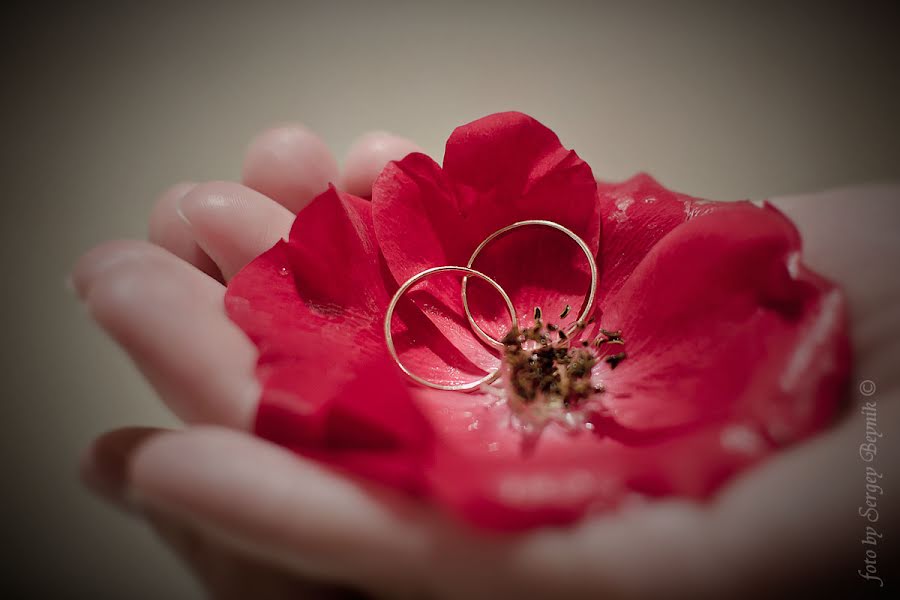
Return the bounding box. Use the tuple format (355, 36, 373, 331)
(72, 123, 900, 599)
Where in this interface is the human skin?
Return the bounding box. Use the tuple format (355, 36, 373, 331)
(71, 125, 900, 599)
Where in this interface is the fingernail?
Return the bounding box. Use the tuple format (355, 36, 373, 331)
(175, 194, 192, 227)
(164, 182, 198, 228)
(176, 186, 233, 227)
(70, 242, 149, 300)
(80, 428, 161, 512)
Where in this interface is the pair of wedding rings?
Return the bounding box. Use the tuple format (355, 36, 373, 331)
(383, 220, 598, 392)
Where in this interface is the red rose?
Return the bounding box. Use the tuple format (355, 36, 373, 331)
(225, 112, 850, 530)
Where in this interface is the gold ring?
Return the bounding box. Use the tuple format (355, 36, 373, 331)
(461, 220, 597, 345)
(384, 265, 518, 392)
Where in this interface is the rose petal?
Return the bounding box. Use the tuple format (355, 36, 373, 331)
(256, 340, 434, 493)
(372, 112, 601, 359)
(225, 186, 391, 359)
(227, 187, 499, 388)
(596, 173, 735, 305)
(226, 112, 852, 531)
(595, 202, 850, 438)
(252, 352, 774, 530)
(400, 388, 770, 530)
(433, 422, 770, 530)
(285, 186, 390, 318)
(387, 286, 499, 387)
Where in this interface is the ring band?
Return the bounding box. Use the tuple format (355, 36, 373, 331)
(461, 220, 597, 345)
(384, 266, 518, 392)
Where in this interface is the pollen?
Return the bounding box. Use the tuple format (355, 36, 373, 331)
(499, 313, 626, 431)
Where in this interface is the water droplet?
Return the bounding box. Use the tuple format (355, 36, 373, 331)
(278, 266, 289, 276)
(615, 197, 634, 212)
(467, 419, 480, 431)
(563, 412, 580, 431)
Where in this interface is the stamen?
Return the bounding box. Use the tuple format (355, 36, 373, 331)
(500, 319, 625, 433)
(605, 352, 627, 369)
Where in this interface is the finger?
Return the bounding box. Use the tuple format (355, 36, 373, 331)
(340, 131, 423, 198)
(82, 426, 352, 599)
(146, 511, 355, 600)
(123, 427, 718, 598)
(506, 183, 900, 598)
(80, 426, 165, 511)
(504, 412, 888, 598)
(242, 125, 339, 214)
(148, 182, 222, 280)
(704, 408, 896, 597)
(129, 426, 432, 596)
(123, 421, 892, 598)
(72, 241, 257, 427)
(126, 417, 900, 597)
(176, 181, 295, 281)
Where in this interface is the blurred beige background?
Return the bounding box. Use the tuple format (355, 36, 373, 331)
(3, 0, 899, 596)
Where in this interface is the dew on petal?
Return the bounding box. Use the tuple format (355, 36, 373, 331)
(560, 411, 592, 434)
(278, 266, 290, 276)
(611, 197, 634, 223)
(684, 198, 719, 219)
(616, 197, 634, 212)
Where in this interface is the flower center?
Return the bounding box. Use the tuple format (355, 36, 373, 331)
(498, 306, 626, 431)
